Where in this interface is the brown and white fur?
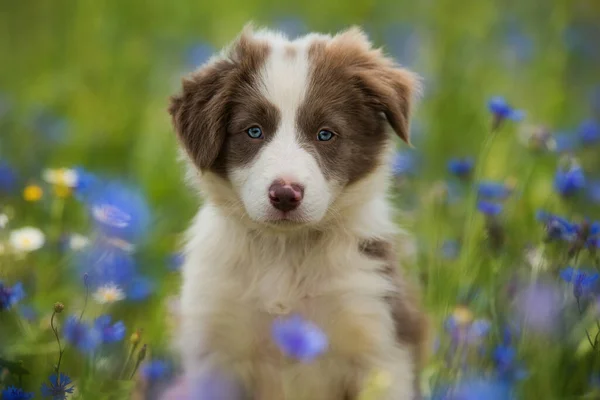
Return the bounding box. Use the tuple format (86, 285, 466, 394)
(167, 25, 427, 400)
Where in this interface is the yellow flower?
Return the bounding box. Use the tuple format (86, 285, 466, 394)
(53, 184, 72, 198)
(358, 368, 392, 400)
(23, 185, 43, 202)
(452, 305, 473, 326)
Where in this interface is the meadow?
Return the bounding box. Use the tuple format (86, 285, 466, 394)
(1, 0, 600, 398)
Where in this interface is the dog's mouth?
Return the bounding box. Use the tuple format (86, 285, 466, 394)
(263, 210, 313, 227)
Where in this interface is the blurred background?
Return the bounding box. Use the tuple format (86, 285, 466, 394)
(1, 0, 600, 399)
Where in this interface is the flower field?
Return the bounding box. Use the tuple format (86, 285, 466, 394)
(1, 1, 600, 399)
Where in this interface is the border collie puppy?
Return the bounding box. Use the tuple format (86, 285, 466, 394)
(167, 24, 427, 400)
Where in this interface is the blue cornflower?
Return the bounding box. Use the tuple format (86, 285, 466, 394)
(579, 119, 600, 145)
(140, 360, 170, 381)
(493, 328, 528, 382)
(186, 43, 215, 68)
(94, 315, 126, 344)
(272, 314, 328, 363)
(477, 181, 512, 200)
(41, 373, 75, 399)
(560, 267, 599, 299)
(446, 376, 514, 400)
(488, 96, 524, 128)
(477, 201, 503, 216)
(0, 161, 18, 193)
(19, 305, 38, 322)
(274, 17, 307, 38)
(0, 281, 25, 311)
(391, 150, 418, 177)
(126, 275, 155, 301)
(87, 181, 150, 243)
(63, 316, 102, 353)
(72, 167, 98, 200)
(552, 132, 581, 153)
(168, 252, 185, 272)
(444, 315, 491, 345)
(504, 25, 534, 64)
(2, 386, 34, 400)
(441, 240, 460, 260)
(30, 109, 69, 143)
(554, 163, 586, 197)
(588, 181, 600, 204)
(536, 210, 577, 242)
(79, 241, 137, 288)
(447, 158, 474, 178)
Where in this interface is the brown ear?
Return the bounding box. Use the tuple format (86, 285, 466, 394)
(332, 27, 420, 145)
(358, 66, 420, 145)
(168, 58, 235, 170)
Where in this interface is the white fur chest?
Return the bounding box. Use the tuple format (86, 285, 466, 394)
(176, 205, 412, 399)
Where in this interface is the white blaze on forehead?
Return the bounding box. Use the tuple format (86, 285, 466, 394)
(228, 31, 335, 224)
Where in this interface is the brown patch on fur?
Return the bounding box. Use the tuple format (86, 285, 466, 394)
(358, 238, 428, 399)
(297, 28, 418, 184)
(168, 26, 279, 175)
(284, 44, 297, 59)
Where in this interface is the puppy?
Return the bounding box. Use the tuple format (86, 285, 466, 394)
(168, 25, 427, 400)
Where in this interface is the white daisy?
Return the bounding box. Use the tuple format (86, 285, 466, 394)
(9, 227, 45, 252)
(93, 283, 126, 304)
(69, 233, 90, 251)
(0, 213, 8, 229)
(42, 168, 78, 187)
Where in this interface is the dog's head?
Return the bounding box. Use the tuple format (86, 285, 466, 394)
(169, 25, 419, 229)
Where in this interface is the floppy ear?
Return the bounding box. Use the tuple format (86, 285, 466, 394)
(168, 58, 235, 170)
(333, 27, 421, 145)
(358, 65, 420, 145)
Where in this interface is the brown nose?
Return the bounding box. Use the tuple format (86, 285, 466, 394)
(268, 181, 304, 212)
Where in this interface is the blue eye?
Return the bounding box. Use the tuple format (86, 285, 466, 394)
(246, 126, 263, 139)
(317, 129, 334, 141)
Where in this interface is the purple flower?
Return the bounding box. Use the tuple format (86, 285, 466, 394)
(272, 314, 328, 362)
(477, 201, 503, 216)
(578, 119, 600, 145)
(2, 386, 34, 400)
(488, 96, 524, 124)
(444, 316, 491, 345)
(41, 373, 75, 399)
(448, 158, 474, 178)
(513, 281, 562, 335)
(0, 282, 25, 311)
(560, 267, 599, 299)
(141, 360, 170, 381)
(94, 315, 126, 343)
(63, 316, 102, 353)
